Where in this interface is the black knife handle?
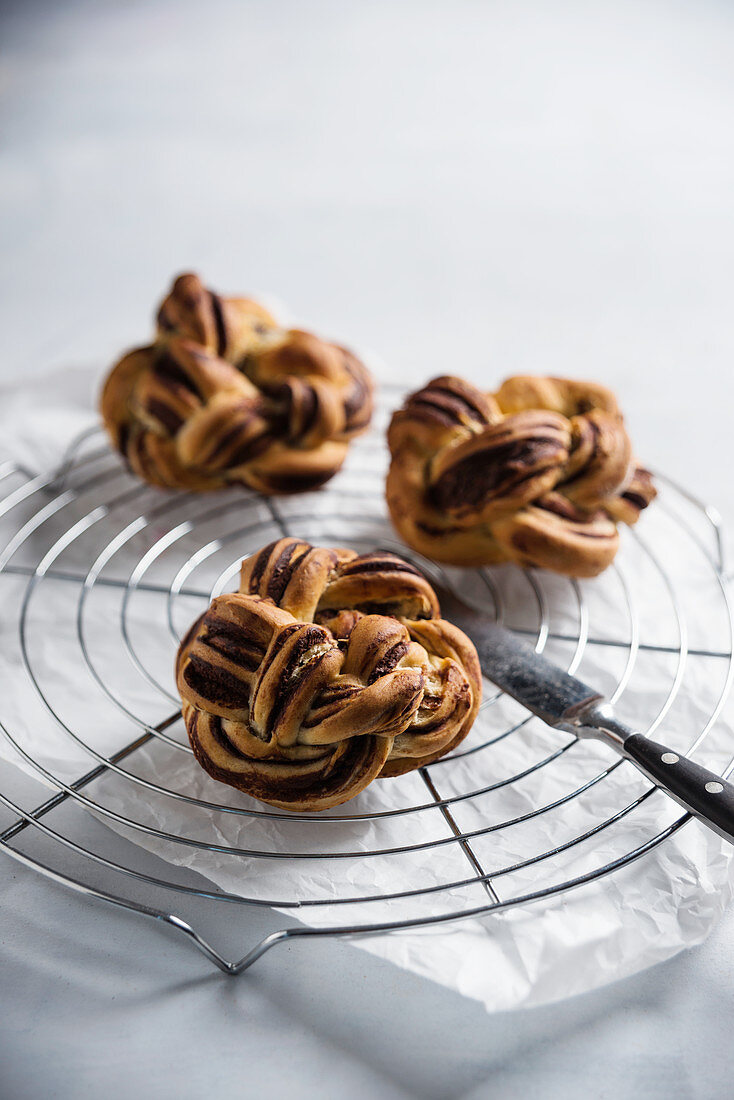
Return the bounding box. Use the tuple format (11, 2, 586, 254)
(621, 734, 734, 843)
(576, 704, 734, 843)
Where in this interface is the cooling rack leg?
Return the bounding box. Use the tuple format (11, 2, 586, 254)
(0, 838, 295, 977)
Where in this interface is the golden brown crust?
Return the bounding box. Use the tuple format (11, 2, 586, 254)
(176, 539, 482, 810)
(386, 375, 656, 578)
(100, 273, 374, 494)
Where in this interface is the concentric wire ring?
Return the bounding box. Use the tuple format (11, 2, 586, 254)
(0, 386, 732, 975)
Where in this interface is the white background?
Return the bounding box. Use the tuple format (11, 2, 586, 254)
(2, 1, 734, 1096)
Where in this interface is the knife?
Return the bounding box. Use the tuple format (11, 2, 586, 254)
(431, 580, 734, 845)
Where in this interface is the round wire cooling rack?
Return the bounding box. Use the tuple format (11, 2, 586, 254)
(0, 384, 733, 977)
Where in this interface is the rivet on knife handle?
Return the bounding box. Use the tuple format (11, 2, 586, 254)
(572, 703, 734, 845)
(428, 580, 734, 847)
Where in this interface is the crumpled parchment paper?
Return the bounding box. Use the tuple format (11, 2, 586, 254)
(0, 364, 732, 1012)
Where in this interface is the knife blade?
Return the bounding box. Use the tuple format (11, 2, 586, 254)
(431, 579, 734, 846)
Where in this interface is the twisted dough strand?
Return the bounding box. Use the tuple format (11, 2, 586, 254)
(387, 375, 656, 577)
(177, 539, 482, 810)
(101, 273, 373, 494)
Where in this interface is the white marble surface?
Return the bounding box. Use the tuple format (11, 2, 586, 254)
(2, 0, 734, 1096)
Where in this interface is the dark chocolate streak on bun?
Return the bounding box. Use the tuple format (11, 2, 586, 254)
(183, 655, 252, 710)
(340, 557, 422, 577)
(189, 719, 387, 807)
(101, 272, 374, 496)
(145, 398, 184, 434)
(404, 376, 494, 427)
(152, 350, 203, 400)
(431, 437, 563, 511)
(262, 540, 311, 603)
(176, 538, 482, 810)
(386, 373, 655, 577)
(208, 291, 227, 357)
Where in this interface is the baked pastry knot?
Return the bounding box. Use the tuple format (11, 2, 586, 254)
(100, 273, 373, 494)
(176, 538, 482, 810)
(386, 375, 656, 578)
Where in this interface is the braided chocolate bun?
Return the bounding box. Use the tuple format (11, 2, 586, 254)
(100, 273, 373, 494)
(386, 375, 656, 578)
(176, 538, 482, 811)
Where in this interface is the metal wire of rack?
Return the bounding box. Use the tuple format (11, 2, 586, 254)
(0, 385, 732, 976)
